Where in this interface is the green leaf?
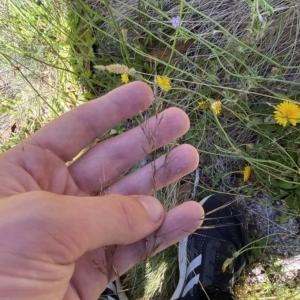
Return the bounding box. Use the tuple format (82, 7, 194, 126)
(109, 129, 117, 135)
(279, 189, 289, 197)
(295, 189, 300, 197)
(275, 181, 294, 189)
(251, 103, 274, 114)
(199, 86, 211, 96)
(84, 92, 93, 100)
(284, 194, 297, 209)
(0, 108, 14, 114)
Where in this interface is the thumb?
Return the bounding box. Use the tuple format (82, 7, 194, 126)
(0, 191, 164, 263)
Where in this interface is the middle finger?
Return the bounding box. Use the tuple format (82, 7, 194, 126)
(69, 107, 190, 195)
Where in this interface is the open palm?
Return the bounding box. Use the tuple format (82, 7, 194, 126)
(0, 82, 203, 300)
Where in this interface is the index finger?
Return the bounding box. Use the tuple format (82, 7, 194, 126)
(23, 81, 154, 161)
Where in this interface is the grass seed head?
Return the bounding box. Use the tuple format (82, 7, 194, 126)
(94, 64, 136, 76)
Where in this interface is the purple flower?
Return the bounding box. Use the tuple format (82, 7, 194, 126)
(258, 14, 264, 24)
(171, 16, 181, 28)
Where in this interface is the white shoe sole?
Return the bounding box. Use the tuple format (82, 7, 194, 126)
(170, 195, 214, 300)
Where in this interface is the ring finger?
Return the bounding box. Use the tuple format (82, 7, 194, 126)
(69, 108, 191, 195)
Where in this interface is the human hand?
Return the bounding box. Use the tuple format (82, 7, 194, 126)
(0, 82, 204, 299)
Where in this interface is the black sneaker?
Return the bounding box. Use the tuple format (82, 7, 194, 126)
(99, 278, 128, 300)
(171, 194, 248, 300)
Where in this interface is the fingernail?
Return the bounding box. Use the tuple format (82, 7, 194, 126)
(138, 196, 163, 223)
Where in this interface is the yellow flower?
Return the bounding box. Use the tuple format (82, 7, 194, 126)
(157, 76, 171, 92)
(274, 100, 300, 127)
(211, 101, 222, 115)
(121, 74, 129, 84)
(243, 165, 251, 182)
(198, 101, 206, 110)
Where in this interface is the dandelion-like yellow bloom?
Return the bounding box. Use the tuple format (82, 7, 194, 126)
(157, 76, 171, 92)
(198, 101, 206, 110)
(243, 165, 251, 182)
(121, 74, 129, 84)
(211, 101, 222, 115)
(274, 100, 300, 127)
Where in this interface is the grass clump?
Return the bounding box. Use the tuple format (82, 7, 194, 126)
(2, 0, 300, 299)
(123, 246, 178, 300)
(91, 0, 300, 209)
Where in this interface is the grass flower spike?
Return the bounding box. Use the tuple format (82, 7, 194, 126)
(121, 74, 129, 84)
(274, 100, 300, 127)
(243, 165, 251, 182)
(211, 101, 222, 115)
(157, 76, 171, 92)
(94, 64, 136, 76)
